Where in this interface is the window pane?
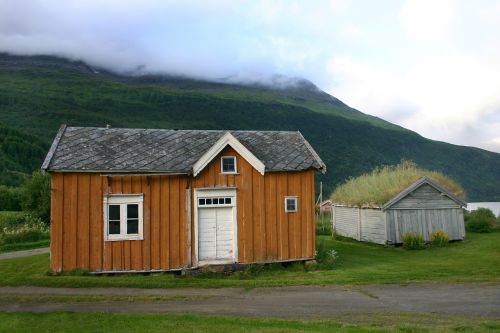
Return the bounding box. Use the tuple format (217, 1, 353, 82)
(127, 204, 138, 219)
(206, 198, 212, 205)
(222, 157, 235, 172)
(127, 219, 139, 234)
(219, 198, 225, 204)
(286, 198, 296, 211)
(109, 220, 120, 234)
(199, 198, 205, 205)
(225, 198, 231, 204)
(109, 205, 120, 221)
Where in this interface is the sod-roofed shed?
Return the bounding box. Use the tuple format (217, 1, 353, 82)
(332, 176, 467, 244)
(42, 125, 326, 273)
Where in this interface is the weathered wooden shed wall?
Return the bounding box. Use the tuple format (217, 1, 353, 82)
(191, 146, 316, 263)
(385, 183, 465, 243)
(360, 209, 387, 244)
(50, 173, 188, 272)
(332, 206, 386, 245)
(386, 208, 464, 243)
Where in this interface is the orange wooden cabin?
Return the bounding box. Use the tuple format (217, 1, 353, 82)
(42, 126, 326, 273)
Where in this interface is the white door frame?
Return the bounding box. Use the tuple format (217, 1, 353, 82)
(194, 188, 238, 266)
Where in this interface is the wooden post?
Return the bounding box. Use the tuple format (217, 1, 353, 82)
(185, 177, 192, 268)
(358, 207, 362, 241)
(331, 205, 335, 237)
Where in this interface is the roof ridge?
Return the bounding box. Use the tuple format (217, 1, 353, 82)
(64, 126, 299, 134)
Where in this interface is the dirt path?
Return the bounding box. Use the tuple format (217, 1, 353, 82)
(0, 247, 49, 260)
(1, 283, 499, 319)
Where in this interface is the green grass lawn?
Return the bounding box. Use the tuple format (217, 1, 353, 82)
(0, 232, 499, 289)
(0, 312, 499, 333)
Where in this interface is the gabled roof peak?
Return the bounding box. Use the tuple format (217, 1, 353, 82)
(192, 132, 265, 176)
(382, 176, 466, 210)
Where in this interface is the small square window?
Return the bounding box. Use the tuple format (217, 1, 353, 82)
(199, 198, 206, 206)
(224, 198, 231, 204)
(285, 197, 298, 213)
(221, 156, 236, 173)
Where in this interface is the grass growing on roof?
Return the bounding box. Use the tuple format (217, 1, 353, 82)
(331, 160, 465, 207)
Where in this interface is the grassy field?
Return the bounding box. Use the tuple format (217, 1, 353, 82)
(0, 312, 499, 333)
(0, 232, 499, 289)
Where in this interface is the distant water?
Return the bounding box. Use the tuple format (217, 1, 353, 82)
(467, 202, 500, 216)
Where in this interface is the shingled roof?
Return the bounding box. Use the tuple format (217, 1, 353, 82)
(42, 125, 326, 174)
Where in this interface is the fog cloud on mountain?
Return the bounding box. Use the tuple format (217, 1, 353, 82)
(1, 0, 499, 152)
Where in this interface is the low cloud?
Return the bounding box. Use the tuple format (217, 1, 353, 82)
(0, 0, 499, 152)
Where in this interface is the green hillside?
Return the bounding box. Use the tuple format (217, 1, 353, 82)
(0, 53, 499, 201)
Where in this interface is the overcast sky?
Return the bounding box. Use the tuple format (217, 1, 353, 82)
(1, 0, 499, 153)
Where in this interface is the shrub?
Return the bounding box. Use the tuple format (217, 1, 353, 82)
(0, 185, 23, 211)
(21, 170, 50, 223)
(315, 241, 339, 266)
(0, 211, 27, 229)
(430, 229, 449, 247)
(402, 231, 425, 250)
(465, 208, 495, 233)
(0, 214, 49, 245)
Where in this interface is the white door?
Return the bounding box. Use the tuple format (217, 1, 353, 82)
(198, 207, 234, 262)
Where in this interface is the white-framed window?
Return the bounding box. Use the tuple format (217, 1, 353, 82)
(221, 156, 237, 174)
(198, 196, 233, 207)
(284, 196, 298, 213)
(104, 194, 144, 241)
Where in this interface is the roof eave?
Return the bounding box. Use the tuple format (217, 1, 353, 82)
(46, 169, 190, 175)
(297, 131, 327, 174)
(41, 124, 67, 171)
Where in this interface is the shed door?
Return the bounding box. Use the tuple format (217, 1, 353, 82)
(198, 207, 234, 261)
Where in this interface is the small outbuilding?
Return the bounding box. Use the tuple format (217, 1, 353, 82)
(319, 200, 333, 213)
(42, 125, 326, 273)
(332, 176, 467, 244)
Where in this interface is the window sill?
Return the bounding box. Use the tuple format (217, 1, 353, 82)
(220, 172, 240, 175)
(105, 236, 143, 242)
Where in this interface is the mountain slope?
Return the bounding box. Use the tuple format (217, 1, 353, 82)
(0, 53, 499, 201)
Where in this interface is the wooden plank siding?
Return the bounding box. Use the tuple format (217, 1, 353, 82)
(387, 208, 465, 243)
(191, 146, 315, 264)
(50, 146, 316, 272)
(390, 184, 461, 209)
(49, 173, 187, 272)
